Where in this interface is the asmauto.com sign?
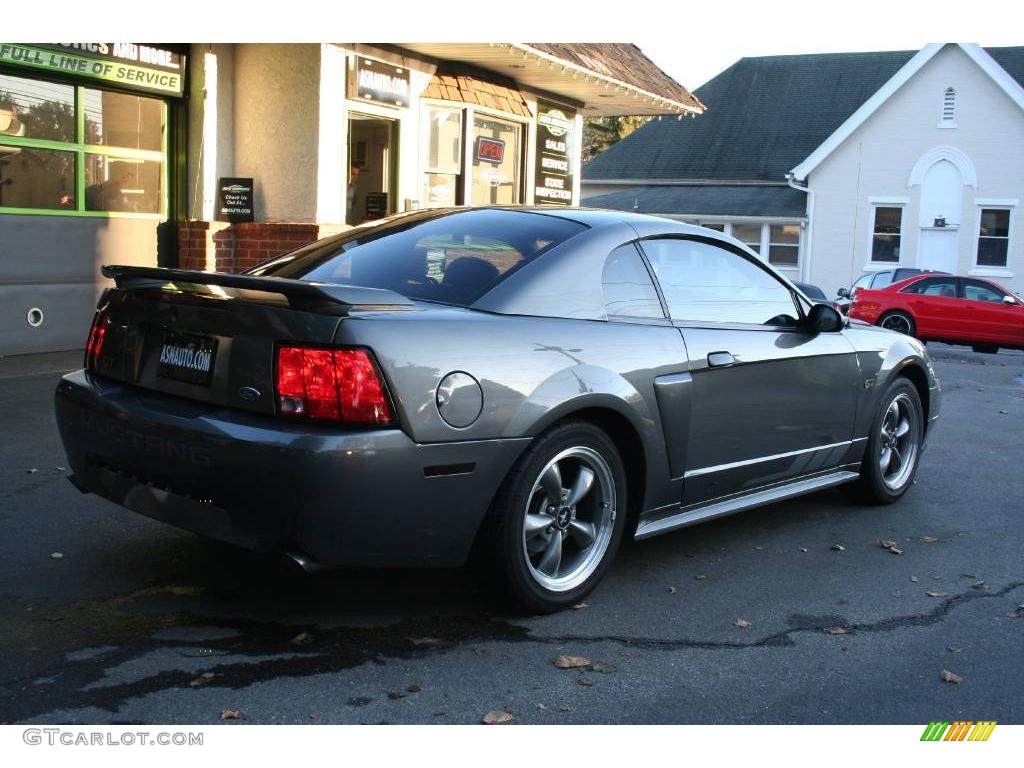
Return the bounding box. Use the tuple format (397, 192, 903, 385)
(0, 43, 185, 96)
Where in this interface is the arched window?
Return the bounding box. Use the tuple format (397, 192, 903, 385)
(939, 87, 957, 127)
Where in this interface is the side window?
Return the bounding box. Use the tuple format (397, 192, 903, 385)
(851, 274, 873, 293)
(962, 279, 1007, 303)
(640, 238, 799, 326)
(601, 243, 665, 319)
(872, 271, 895, 288)
(900, 277, 958, 297)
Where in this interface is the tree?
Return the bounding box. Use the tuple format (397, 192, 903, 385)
(581, 115, 652, 165)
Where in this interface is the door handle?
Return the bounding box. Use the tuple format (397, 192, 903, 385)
(707, 351, 736, 367)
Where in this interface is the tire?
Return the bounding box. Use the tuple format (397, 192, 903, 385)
(971, 345, 999, 354)
(878, 311, 916, 337)
(476, 421, 627, 613)
(847, 378, 924, 504)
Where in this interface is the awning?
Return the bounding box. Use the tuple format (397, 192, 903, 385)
(422, 72, 531, 117)
(397, 43, 703, 116)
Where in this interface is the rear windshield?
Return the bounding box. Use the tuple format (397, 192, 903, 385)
(249, 208, 587, 307)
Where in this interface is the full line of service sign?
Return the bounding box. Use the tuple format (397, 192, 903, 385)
(0, 44, 184, 96)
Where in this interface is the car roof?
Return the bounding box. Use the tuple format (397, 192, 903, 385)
(396, 205, 688, 230)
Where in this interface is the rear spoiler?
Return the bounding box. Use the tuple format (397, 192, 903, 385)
(101, 265, 414, 314)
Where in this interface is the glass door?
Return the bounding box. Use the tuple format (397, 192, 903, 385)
(470, 114, 521, 206)
(347, 113, 398, 224)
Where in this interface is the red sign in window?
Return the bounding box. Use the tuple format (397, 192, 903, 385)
(476, 136, 505, 164)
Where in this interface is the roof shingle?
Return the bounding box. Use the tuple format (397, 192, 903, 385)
(584, 50, 925, 182)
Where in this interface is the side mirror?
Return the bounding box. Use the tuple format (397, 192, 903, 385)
(1002, 295, 1019, 306)
(836, 287, 851, 299)
(806, 303, 844, 333)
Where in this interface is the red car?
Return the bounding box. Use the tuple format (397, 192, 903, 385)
(849, 274, 1024, 353)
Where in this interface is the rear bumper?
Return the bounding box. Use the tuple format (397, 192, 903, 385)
(55, 370, 529, 567)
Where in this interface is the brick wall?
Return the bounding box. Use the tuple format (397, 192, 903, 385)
(177, 221, 323, 273)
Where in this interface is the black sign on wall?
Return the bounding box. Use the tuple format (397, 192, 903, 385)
(217, 178, 254, 223)
(347, 57, 411, 108)
(365, 192, 389, 220)
(534, 101, 575, 206)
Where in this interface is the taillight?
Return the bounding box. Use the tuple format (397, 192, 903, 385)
(85, 313, 109, 371)
(275, 345, 394, 426)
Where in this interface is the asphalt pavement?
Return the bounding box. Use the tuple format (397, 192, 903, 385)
(0, 344, 1021, 725)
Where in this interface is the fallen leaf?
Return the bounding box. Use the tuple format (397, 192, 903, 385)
(999, 410, 1008, 415)
(290, 631, 313, 646)
(972, 581, 987, 590)
(406, 683, 422, 693)
(754, 546, 764, 551)
(931, 575, 943, 581)
(387, 691, 405, 700)
(55, 466, 65, 471)
(735, 618, 752, 629)
(910, 576, 920, 583)
(926, 591, 947, 598)
(559, 706, 575, 712)
(189, 672, 217, 687)
(948, 645, 962, 653)
(823, 626, 849, 635)
(667, 586, 677, 594)
(831, 543, 845, 552)
(552, 655, 591, 669)
(1009, 605, 1024, 619)
(878, 540, 903, 555)
(920, 536, 939, 544)
(536, 703, 547, 710)
(50, 552, 63, 560)
(576, 676, 594, 687)
(26, 468, 37, 474)
(976, 386, 985, 391)
(220, 709, 240, 720)
(572, 602, 588, 610)
(799, 548, 808, 553)
(941, 670, 964, 684)
(482, 710, 513, 725)
(309, 712, 317, 720)
(432, 711, 447, 717)
(591, 661, 617, 674)
(960, 573, 976, 579)
(694, 574, 706, 581)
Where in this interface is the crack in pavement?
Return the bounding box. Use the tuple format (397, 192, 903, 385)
(1, 581, 1021, 723)
(536, 581, 1024, 650)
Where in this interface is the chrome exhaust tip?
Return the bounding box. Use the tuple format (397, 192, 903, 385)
(282, 550, 328, 575)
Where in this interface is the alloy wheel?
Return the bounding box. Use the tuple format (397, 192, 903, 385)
(521, 446, 616, 592)
(880, 313, 912, 335)
(878, 393, 919, 491)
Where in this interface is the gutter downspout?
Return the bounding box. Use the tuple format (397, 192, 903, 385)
(786, 173, 813, 284)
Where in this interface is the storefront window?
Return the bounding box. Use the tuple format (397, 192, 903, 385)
(0, 147, 75, 210)
(85, 156, 162, 213)
(0, 74, 75, 142)
(471, 114, 520, 206)
(422, 107, 462, 208)
(83, 89, 164, 151)
(0, 72, 166, 216)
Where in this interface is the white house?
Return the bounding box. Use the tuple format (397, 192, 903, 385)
(582, 43, 1024, 297)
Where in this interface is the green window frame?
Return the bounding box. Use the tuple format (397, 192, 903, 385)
(0, 74, 167, 219)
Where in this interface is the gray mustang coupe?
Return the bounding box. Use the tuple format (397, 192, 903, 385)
(55, 207, 940, 612)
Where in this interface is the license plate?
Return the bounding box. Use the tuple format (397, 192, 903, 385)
(157, 331, 218, 386)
